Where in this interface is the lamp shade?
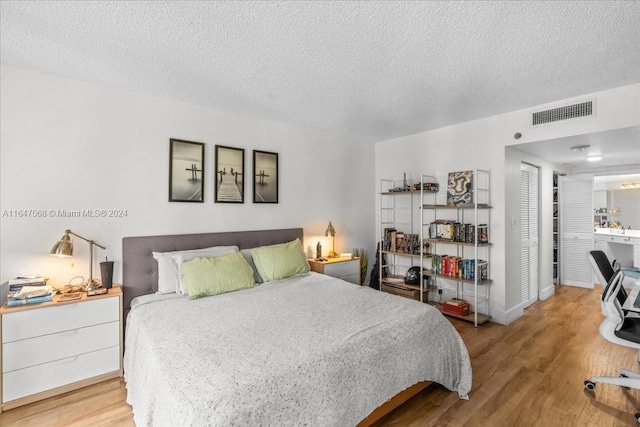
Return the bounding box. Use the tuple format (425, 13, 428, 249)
(325, 221, 336, 237)
(325, 222, 337, 258)
(50, 231, 73, 257)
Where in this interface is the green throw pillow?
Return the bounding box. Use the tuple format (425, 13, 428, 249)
(181, 251, 255, 299)
(250, 238, 310, 282)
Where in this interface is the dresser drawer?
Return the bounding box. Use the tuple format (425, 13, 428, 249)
(3, 321, 119, 373)
(599, 234, 634, 245)
(324, 260, 359, 279)
(341, 273, 360, 285)
(2, 346, 120, 403)
(2, 297, 119, 343)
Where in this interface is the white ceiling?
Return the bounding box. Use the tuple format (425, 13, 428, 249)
(1, 1, 639, 143)
(511, 126, 640, 171)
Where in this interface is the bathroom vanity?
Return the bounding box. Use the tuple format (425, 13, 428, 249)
(593, 229, 640, 283)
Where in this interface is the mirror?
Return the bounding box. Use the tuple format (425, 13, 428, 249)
(594, 174, 640, 230)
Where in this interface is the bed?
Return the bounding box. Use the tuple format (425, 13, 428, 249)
(122, 228, 472, 426)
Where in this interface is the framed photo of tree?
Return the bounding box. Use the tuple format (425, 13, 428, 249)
(169, 139, 205, 203)
(253, 150, 278, 203)
(215, 145, 245, 203)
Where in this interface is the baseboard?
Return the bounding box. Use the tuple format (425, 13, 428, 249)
(470, 285, 556, 326)
(539, 285, 555, 301)
(485, 307, 508, 325)
(504, 304, 524, 325)
(561, 281, 594, 289)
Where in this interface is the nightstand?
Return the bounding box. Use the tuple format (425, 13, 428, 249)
(0, 285, 123, 412)
(308, 256, 360, 285)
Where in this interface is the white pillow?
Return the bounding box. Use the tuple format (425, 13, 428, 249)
(152, 245, 239, 294)
(240, 248, 264, 284)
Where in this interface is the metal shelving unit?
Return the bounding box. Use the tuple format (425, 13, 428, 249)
(420, 170, 492, 327)
(379, 177, 436, 303)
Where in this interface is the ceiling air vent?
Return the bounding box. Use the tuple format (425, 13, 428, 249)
(532, 100, 594, 126)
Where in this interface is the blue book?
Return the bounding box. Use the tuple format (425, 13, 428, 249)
(7, 292, 56, 307)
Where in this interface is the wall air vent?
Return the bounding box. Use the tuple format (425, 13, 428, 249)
(532, 100, 594, 126)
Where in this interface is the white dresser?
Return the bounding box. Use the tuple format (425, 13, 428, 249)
(0, 286, 122, 412)
(308, 257, 361, 284)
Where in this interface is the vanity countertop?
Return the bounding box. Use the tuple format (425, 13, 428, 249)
(594, 228, 640, 239)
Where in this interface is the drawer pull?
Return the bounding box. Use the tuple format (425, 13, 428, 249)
(60, 355, 79, 364)
(61, 329, 79, 336)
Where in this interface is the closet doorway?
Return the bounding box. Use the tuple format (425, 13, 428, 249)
(521, 163, 539, 309)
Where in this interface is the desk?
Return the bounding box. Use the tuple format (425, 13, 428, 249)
(594, 230, 640, 273)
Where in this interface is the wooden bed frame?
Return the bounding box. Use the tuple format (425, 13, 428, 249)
(122, 228, 430, 425)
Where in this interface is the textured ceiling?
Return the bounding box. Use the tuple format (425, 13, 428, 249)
(1, 1, 639, 142)
(512, 127, 640, 171)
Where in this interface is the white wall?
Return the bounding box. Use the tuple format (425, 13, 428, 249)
(504, 148, 568, 321)
(610, 189, 640, 229)
(0, 66, 376, 285)
(375, 83, 640, 324)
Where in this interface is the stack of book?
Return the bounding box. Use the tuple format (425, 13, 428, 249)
(442, 298, 470, 316)
(7, 276, 56, 307)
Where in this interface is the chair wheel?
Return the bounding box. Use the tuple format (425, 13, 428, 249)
(584, 380, 596, 391)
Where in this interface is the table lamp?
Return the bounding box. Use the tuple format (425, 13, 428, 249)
(51, 229, 106, 289)
(325, 221, 337, 258)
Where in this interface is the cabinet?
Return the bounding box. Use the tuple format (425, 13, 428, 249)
(308, 257, 360, 284)
(421, 170, 492, 327)
(594, 213, 608, 227)
(378, 177, 436, 302)
(594, 232, 637, 277)
(0, 286, 123, 411)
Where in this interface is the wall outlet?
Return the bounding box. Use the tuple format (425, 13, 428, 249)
(438, 289, 443, 295)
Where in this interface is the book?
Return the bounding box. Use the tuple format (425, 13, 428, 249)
(9, 285, 53, 299)
(477, 224, 489, 244)
(7, 291, 56, 307)
(443, 299, 470, 316)
(8, 276, 48, 286)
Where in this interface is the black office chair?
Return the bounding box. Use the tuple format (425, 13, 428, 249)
(587, 250, 631, 314)
(584, 270, 640, 423)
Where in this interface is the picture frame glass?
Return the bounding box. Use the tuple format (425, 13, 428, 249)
(253, 150, 278, 203)
(215, 145, 245, 203)
(169, 139, 204, 203)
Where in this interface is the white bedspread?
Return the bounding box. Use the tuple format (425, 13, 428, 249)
(124, 272, 472, 426)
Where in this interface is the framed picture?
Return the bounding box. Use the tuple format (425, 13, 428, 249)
(215, 145, 245, 203)
(253, 150, 278, 203)
(169, 139, 204, 203)
(447, 170, 474, 206)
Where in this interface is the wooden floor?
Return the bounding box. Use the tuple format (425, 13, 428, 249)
(1, 284, 638, 426)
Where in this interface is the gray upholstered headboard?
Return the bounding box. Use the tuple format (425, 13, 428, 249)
(122, 228, 303, 317)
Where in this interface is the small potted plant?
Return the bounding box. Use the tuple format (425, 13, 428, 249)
(352, 248, 369, 286)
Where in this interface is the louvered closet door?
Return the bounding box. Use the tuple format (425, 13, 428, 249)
(521, 164, 539, 308)
(560, 174, 594, 288)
